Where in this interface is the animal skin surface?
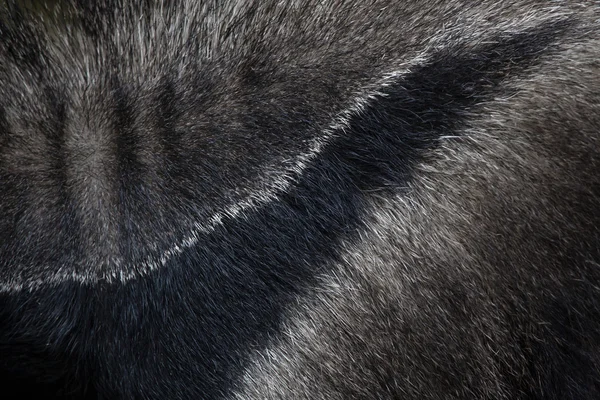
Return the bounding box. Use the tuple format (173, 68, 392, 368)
(0, 1, 599, 399)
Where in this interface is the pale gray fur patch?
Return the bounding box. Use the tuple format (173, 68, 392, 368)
(0, 1, 579, 293)
(0, 57, 429, 293)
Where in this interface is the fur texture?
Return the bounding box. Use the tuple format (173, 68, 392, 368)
(1, 0, 599, 398)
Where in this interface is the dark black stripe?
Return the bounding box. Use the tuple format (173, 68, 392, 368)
(1, 19, 573, 399)
(91, 20, 572, 398)
(43, 87, 83, 270)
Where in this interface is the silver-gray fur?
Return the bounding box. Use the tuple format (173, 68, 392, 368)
(1, 0, 599, 399)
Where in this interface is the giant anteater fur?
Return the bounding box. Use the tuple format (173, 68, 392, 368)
(1, 0, 600, 398)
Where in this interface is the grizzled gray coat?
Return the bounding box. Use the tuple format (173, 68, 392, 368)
(1, 0, 599, 399)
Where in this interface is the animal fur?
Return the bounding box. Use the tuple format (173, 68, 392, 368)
(0, 0, 599, 398)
